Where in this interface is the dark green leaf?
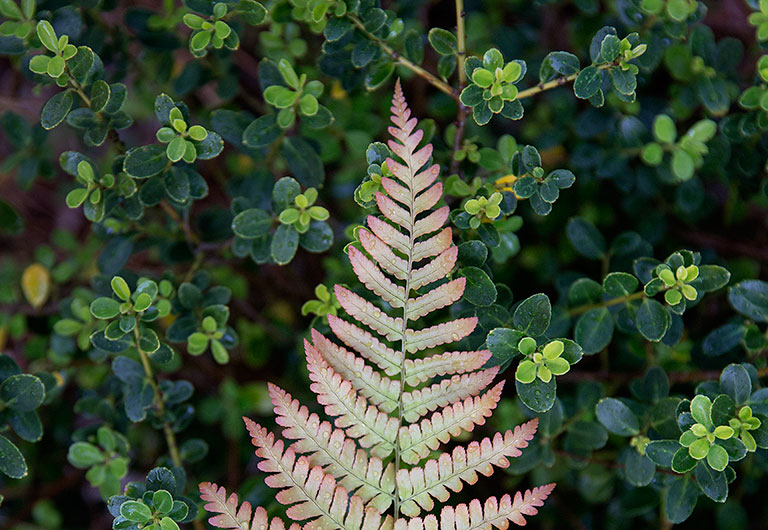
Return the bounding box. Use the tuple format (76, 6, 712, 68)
(566, 217, 606, 259)
(573, 66, 602, 99)
(0, 374, 45, 411)
(280, 137, 324, 187)
(574, 307, 614, 354)
(635, 299, 670, 342)
(728, 280, 768, 322)
(512, 293, 550, 336)
(231, 208, 271, 238)
(124, 145, 168, 179)
(665, 476, 698, 523)
(0, 434, 27, 478)
(271, 224, 299, 265)
(596, 398, 639, 436)
(41, 91, 73, 130)
(720, 363, 752, 404)
(516, 377, 556, 413)
(459, 267, 497, 307)
(428, 28, 457, 55)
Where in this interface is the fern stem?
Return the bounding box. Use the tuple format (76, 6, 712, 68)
(391, 102, 420, 520)
(347, 15, 457, 99)
(133, 326, 183, 468)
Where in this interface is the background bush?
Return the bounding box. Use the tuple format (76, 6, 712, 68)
(0, 0, 767, 528)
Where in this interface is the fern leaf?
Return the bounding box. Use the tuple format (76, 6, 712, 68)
(367, 215, 409, 255)
(306, 339, 398, 457)
(334, 285, 403, 342)
(269, 384, 396, 512)
(412, 227, 452, 262)
(201, 83, 553, 530)
(311, 329, 400, 412)
(398, 382, 505, 465)
(403, 351, 491, 387)
(199, 482, 299, 530)
(405, 278, 465, 321)
(328, 314, 402, 376)
(395, 419, 539, 516)
(410, 246, 458, 290)
(401, 368, 499, 423)
(358, 228, 407, 280)
(404, 318, 478, 354)
(349, 246, 406, 308)
(392, 484, 555, 530)
(244, 419, 388, 530)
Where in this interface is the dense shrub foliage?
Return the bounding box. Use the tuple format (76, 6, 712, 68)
(0, 0, 767, 529)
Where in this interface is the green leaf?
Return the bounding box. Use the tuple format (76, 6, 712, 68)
(232, 208, 271, 239)
(566, 217, 606, 259)
(728, 280, 768, 322)
(0, 374, 45, 411)
(90, 80, 110, 112)
(671, 149, 694, 181)
(120, 500, 153, 523)
(111, 276, 131, 301)
(664, 476, 698, 524)
(574, 307, 614, 354)
(653, 115, 677, 143)
(0, 435, 27, 478)
(36, 20, 58, 52)
(635, 298, 670, 342)
(271, 224, 299, 265)
(264, 85, 299, 108)
(428, 28, 457, 55)
(573, 66, 602, 99)
(595, 398, 640, 436)
(67, 441, 104, 468)
(512, 293, 550, 336)
(124, 145, 168, 179)
(153, 490, 174, 514)
(690, 394, 713, 427)
(459, 267, 497, 307)
(41, 91, 73, 130)
(90, 297, 121, 319)
(600, 35, 621, 62)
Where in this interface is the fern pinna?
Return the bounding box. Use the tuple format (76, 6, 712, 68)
(199, 82, 554, 530)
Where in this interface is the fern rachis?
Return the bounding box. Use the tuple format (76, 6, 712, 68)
(199, 81, 554, 530)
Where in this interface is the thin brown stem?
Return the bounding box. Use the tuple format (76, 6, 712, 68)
(567, 291, 646, 316)
(516, 62, 614, 101)
(450, 0, 469, 174)
(133, 327, 183, 468)
(348, 16, 457, 99)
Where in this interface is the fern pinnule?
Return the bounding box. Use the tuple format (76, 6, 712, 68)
(200, 80, 553, 530)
